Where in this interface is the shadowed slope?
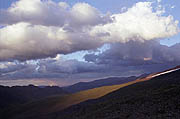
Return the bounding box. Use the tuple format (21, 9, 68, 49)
(3, 67, 180, 119)
(1, 76, 141, 119)
(3, 81, 139, 119)
(63, 76, 137, 93)
(0, 85, 67, 110)
(57, 67, 180, 119)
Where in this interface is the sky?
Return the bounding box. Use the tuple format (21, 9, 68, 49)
(0, 0, 180, 86)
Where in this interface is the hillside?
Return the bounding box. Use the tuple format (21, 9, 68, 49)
(0, 85, 67, 110)
(1, 67, 180, 119)
(57, 67, 180, 119)
(1, 80, 139, 119)
(63, 76, 137, 93)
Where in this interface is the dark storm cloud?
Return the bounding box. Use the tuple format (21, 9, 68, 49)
(0, 62, 26, 74)
(84, 41, 180, 67)
(0, 59, 108, 80)
(1, 41, 180, 81)
(38, 59, 105, 74)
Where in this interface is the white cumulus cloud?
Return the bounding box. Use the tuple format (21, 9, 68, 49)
(90, 2, 179, 43)
(0, 1, 179, 61)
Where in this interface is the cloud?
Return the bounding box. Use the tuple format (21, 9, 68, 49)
(58, 2, 70, 10)
(1, 53, 178, 84)
(1, 41, 180, 83)
(0, 62, 26, 74)
(0, 0, 68, 26)
(0, 0, 109, 27)
(0, 58, 108, 81)
(0, 1, 179, 61)
(84, 41, 180, 67)
(157, 0, 161, 3)
(0, 79, 60, 87)
(70, 3, 111, 27)
(90, 2, 179, 43)
(37, 58, 105, 74)
(0, 22, 103, 61)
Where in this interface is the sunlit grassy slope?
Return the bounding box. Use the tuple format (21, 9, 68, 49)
(3, 67, 180, 119)
(4, 80, 140, 119)
(51, 75, 154, 112)
(57, 68, 180, 119)
(3, 73, 156, 119)
(52, 81, 138, 112)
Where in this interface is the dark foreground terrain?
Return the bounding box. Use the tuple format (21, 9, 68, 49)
(0, 68, 180, 119)
(59, 69, 180, 119)
(0, 85, 67, 111)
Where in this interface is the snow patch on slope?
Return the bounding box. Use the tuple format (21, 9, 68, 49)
(151, 68, 180, 78)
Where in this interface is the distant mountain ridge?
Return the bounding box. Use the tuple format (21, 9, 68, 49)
(63, 76, 138, 93)
(0, 75, 142, 119)
(1, 66, 180, 119)
(0, 85, 68, 110)
(58, 66, 180, 119)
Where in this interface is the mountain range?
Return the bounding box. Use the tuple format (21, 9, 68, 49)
(0, 66, 180, 119)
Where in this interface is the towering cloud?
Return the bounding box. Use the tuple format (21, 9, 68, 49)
(90, 2, 179, 43)
(0, 0, 179, 62)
